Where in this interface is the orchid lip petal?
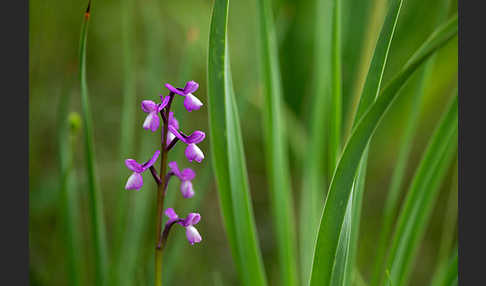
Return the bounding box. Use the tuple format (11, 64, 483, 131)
(185, 144, 204, 163)
(180, 181, 195, 198)
(141, 100, 157, 113)
(183, 93, 203, 112)
(125, 172, 143, 190)
(143, 112, 160, 132)
(183, 81, 199, 94)
(125, 159, 143, 173)
(185, 225, 202, 245)
(165, 83, 185, 95)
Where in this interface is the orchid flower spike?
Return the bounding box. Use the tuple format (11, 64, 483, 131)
(168, 125, 206, 163)
(168, 161, 196, 198)
(165, 208, 202, 245)
(141, 96, 170, 132)
(165, 81, 203, 112)
(124, 150, 160, 190)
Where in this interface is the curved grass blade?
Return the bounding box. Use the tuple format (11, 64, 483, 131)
(370, 2, 453, 282)
(208, 0, 267, 285)
(430, 246, 458, 286)
(345, 0, 404, 284)
(58, 93, 81, 286)
(256, 0, 298, 285)
(78, 2, 108, 284)
(300, 0, 341, 281)
(384, 96, 458, 286)
(308, 16, 458, 286)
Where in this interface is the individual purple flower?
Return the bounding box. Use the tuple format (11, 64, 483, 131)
(165, 208, 202, 245)
(168, 125, 205, 163)
(141, 96, 170, 132)
(165, 81, 203, 112)
(125, 150, 160, 190)
(168, 161, 196, 198)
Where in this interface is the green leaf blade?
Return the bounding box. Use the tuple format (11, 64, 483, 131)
(256, 0, 298, 285)
(207, 1, 267, 285)
(308, 16, 458, 286)
(78, 5, 108, 285)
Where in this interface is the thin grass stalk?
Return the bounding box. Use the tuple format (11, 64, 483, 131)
(384, 96, 458, 286)
(78, 3, 109, 284)
(329, 0, 342, 176)
(430, 246, 458, 286)
(436, 159, 458, 264)
(58, 90, 81, 286)
(370, 3, 453, 283)
(345, 0, 404, 283)
(256, 0, 298, 285)
(299, 0, 335, 281)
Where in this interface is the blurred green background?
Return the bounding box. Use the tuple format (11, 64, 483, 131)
(29, 0, 457, 285)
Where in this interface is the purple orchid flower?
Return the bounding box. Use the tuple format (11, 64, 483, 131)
(141, 95, 170, 132)
(125, 150, 160, 190)
(165, 81, 203, 112)
(168, 161, 196, 198)
(165, 208, 202, 245)
(168, 125, 205, 163)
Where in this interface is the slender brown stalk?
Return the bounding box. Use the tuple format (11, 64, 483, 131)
(155, 92, 175, 286)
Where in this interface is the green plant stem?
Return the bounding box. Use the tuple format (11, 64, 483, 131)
(58, 93, 81, 286)
(155, 94, 174, 286)
(79, 3, 108, 285)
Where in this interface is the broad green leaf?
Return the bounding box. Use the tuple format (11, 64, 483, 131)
(430, 246, 458, 286)
(208, 0, 267, 285)
(384, 96, 457, 286)
(256, 0, 298, 285)
(78, 3, 108, 285)
(309, 15, 457, 286)
(300, 0, 341, 282)
(346, 0, 404, 284)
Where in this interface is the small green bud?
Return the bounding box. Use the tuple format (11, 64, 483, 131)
(68, 112, 82, 134)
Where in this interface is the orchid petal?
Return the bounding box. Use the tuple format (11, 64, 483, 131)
(141, 100, 158, 113)
(143, 112, 160, 132)
(183, 81, 199, 94)
(125, 159, 143, 173)
(185, 225, 202, 245)
(183, 93, 203, 112)
(168, 161, 181, 178)
(180, 181, 195, 198)
(159, 95, 170, 110)
(165, 208, 179, 220)
(165, 83, 185, 95)
(125, 172, 143, 190)
(184, 130, 205, 144)
(168, 111, 179, 130)
(141, 150, 160, 171)
(180, 168, 196, 181)
(185, 144, 204, 163)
